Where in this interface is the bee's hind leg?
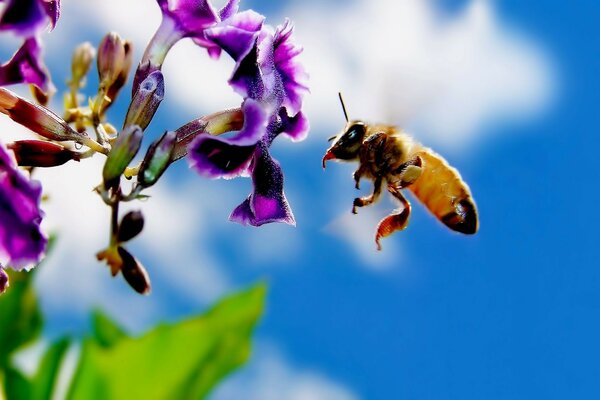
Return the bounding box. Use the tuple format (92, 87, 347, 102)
(375, 183, 411, 250)
(352, 176, 382, 214)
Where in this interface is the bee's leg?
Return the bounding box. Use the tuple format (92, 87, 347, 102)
(353, 166, 366, 189)
(396, 156, 423, 188)
(375, 184, 411, 250)
(352, 176, 383, 214)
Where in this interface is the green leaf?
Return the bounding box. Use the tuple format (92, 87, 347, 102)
(5, 337, 70, 400)
(67, 283, 267, 400)
(91, 310, 126, 347)
(0, 270, 42, 368)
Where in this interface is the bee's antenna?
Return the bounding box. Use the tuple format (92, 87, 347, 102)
(338, 92, 349, 122)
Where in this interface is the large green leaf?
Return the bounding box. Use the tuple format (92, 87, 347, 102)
(67, 283, 267, 400)
(91, 309, 126, 348)
(0, 269, 42, 368)
(5, 337, 71, 400)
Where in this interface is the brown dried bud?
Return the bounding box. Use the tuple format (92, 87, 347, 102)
(0, 88, 86, 142)
(8, 140, 80, 167)
(118, 246, 151, 295)
(117, 210, 144, 242)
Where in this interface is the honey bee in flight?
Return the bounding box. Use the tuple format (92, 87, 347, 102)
(322, 94, 479, 250)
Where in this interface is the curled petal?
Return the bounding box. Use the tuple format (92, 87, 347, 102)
(157, 0, 218, 40)
(188, 98, 269, 179)
(273, 19, 309, 116)
(0, 0, 47, 37)
(229, 145, 295, 226)
(42, 0, 60, 30)
(0, 37, 55, 99)
(205, 10, 264, 62)
(278, 109, 309, 143)
(0, 143, 47, 269)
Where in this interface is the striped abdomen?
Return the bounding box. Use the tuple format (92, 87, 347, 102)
(408, 149, 479, 234)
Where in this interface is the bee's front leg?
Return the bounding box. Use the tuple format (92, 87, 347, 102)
(353, 166, 366, 189)
(352, 176, 382, 214)
(375, 183, 411, 250)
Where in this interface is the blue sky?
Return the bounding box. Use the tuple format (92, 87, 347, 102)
(2, 0, 599, 399)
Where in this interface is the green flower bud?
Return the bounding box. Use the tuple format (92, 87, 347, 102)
(102, 125, 143, 189)
(138, 131, 176, 188)
(123, 70, 164, 131)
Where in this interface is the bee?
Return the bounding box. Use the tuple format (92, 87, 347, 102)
(322, 94, 479, 250)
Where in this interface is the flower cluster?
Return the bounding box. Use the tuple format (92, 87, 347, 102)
(0, 0, 308, 294)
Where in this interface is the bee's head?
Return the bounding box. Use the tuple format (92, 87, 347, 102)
(322, 93, 366, 168)
(322, 121, 366, 168)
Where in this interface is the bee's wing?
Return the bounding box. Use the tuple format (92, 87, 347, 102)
(408, 148, 479, 234)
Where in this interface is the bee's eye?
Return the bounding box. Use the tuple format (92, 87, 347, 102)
(345, 124, 365, 142)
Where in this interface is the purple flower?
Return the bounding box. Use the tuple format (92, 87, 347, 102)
(134, 0, 243, 89)
(0, 142, 47, 274)
(188, 19, 309, 226)
(0, 37, 55, 99)
(0, 0, 60, 37)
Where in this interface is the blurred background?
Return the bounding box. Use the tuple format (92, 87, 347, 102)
(2, 0, 598, 398)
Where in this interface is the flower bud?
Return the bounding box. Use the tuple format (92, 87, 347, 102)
(117, 210, 144, 243)
(102, 125, 143, 189)
(123, 70, 164, 131)
(118, 246, 151, 295)
(8, 140, 80, 167)
(71, 42, 96, 84)
(0, 88, 85, 142)
(104, 40, 132, 110)
(97, 32, 127, 88)
(138, 131, 176, 188)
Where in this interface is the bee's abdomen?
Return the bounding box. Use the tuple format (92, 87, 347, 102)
(408, 149, 479, 234)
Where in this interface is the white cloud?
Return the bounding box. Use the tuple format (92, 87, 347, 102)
(212, 343, 359, 400)
(288, 0, 554, 148)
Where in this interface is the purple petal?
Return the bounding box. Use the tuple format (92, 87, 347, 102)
(157, 0, 219, 39)
(0, 0, 48, 37)
(42, 0, 60, 30)
(0, 37, 55, 97)
(279, 109, 309, 142)
(218, 0, 239, 20)
(0, 143, 47, 269)
(188, 99, 268, 178)
(229, 145, 295, 226)
(0, 267, 7, 294)
(205, 10, 264, 62)
(272, 19, 309, 116)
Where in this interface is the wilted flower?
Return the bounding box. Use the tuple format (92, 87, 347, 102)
(0, 142, 47, 274)
(0, 267, 8, 294)
(188, 19, 309, 226)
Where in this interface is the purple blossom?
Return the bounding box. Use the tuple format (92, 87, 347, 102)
(0, 0, 60, 37)
(0, 142, 47, 273)
(0, 37, 55, 98)
(134, 0, 243, 89)
(188, 18, 309, 226)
